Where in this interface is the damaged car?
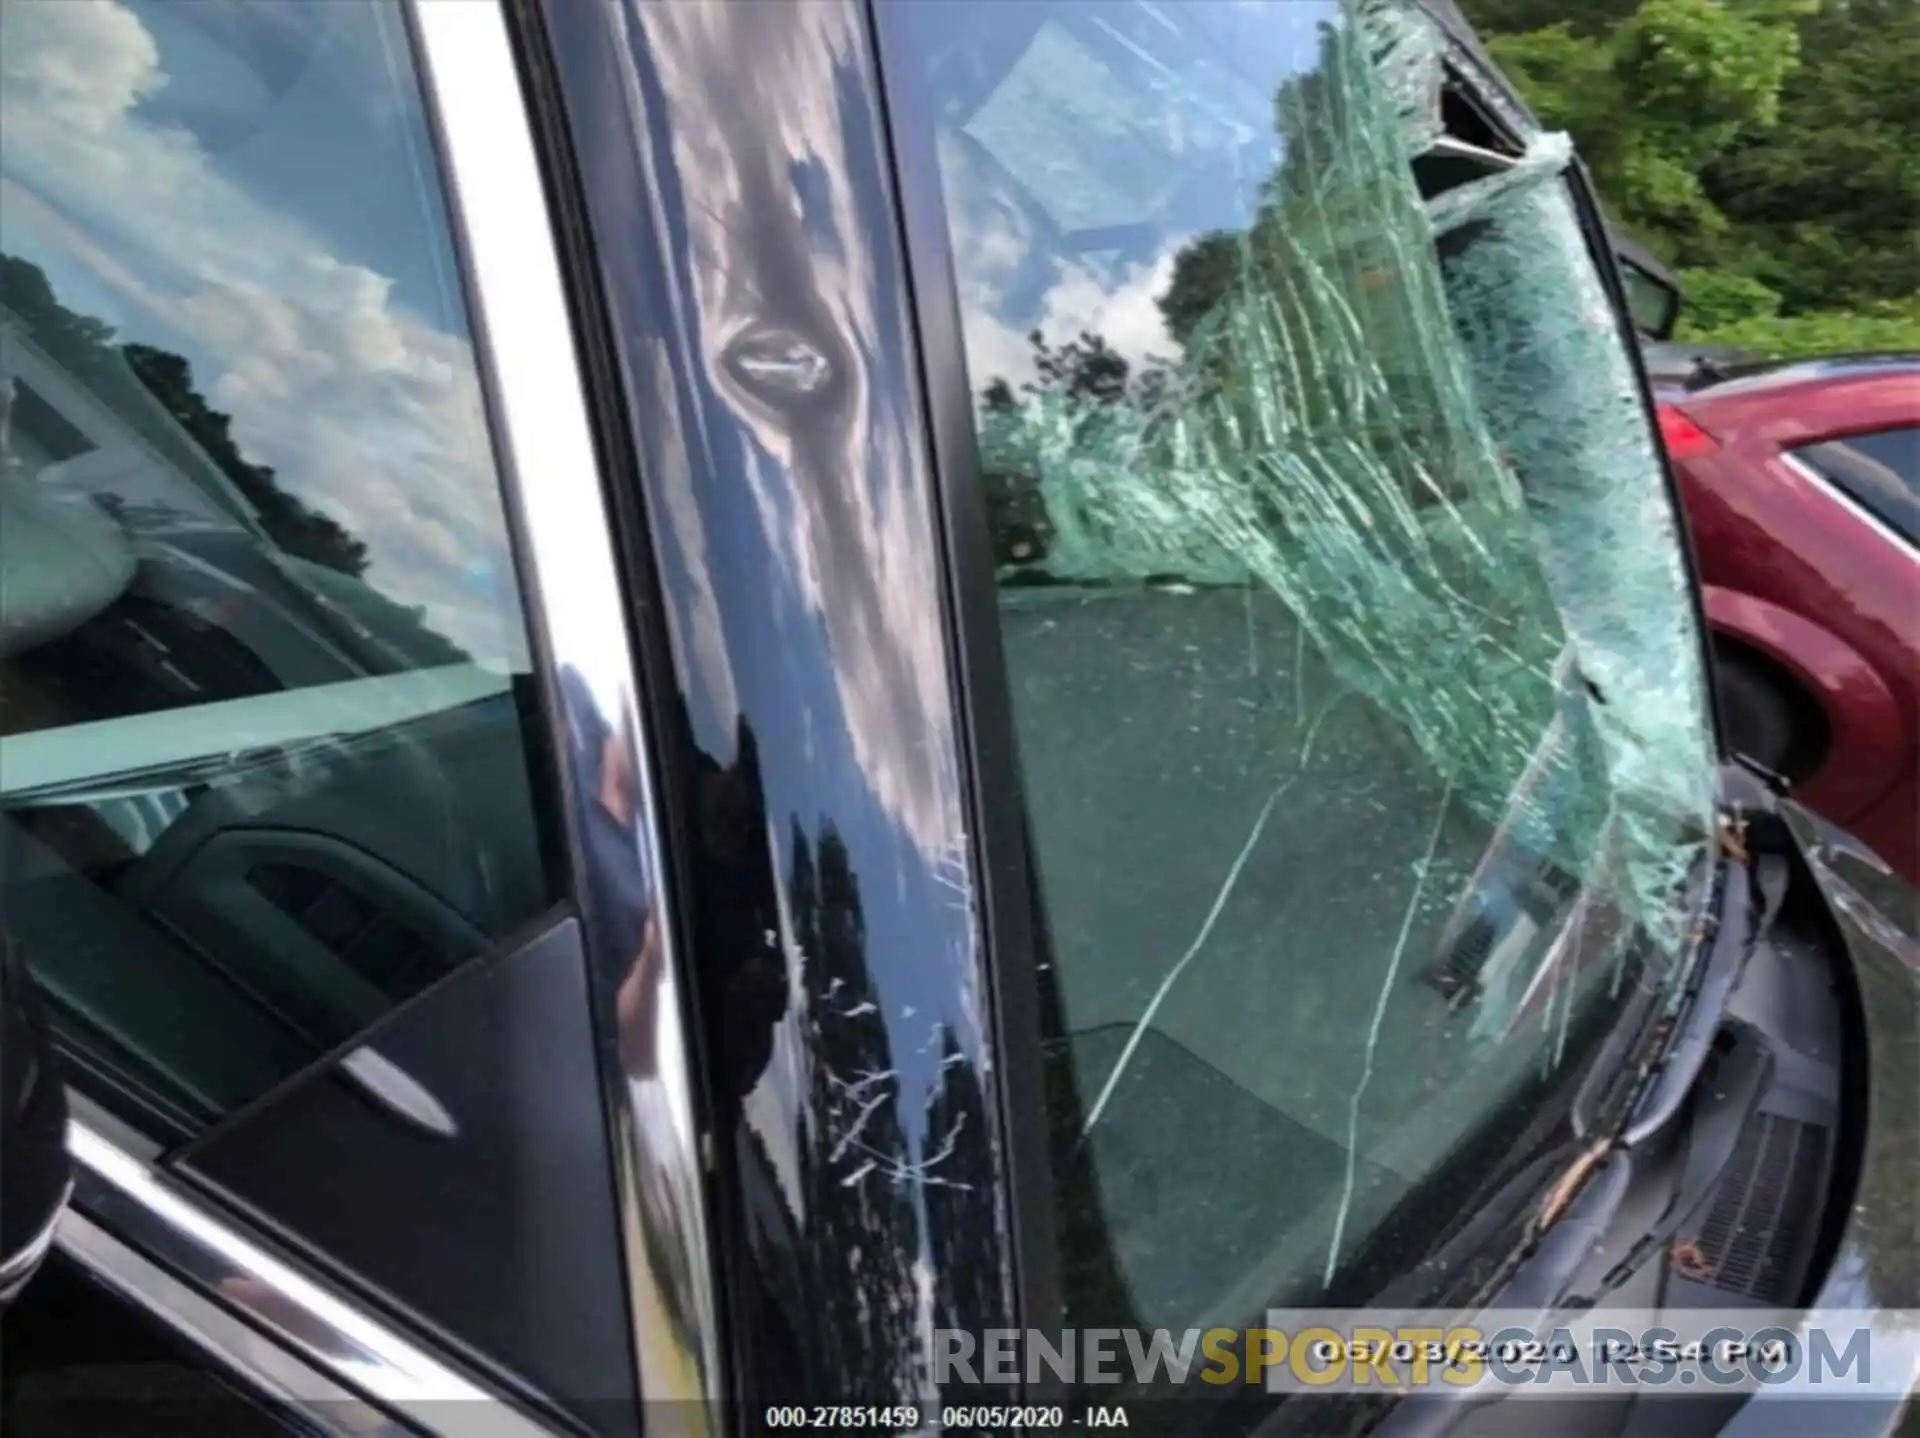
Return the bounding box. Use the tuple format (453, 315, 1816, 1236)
(1, 1, 1913, 1436)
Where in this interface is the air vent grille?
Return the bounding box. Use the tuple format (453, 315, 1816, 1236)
(247, 863, 444, 1002)
(1688, 1113, 1826, 1302)
(1429, 911, 1497, 1002)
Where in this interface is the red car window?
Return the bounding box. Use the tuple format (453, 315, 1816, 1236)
(1792, 426, 1920, 546)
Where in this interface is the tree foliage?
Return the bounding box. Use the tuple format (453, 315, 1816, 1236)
(1703, 0, 1920, 313)
(983, 0, 1913, 437)
(1482, 0, 1819, 244)
(1466, 0, 1920, 353)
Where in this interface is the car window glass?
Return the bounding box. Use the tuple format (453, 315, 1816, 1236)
(1793, 426, 1920, 545)
(0, 0, 560, 1139)
(881, 0, 1717, 1365)
(1618, 257, 1678, 341)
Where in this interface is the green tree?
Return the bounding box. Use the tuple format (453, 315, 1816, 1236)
(1466, 0, 1920, 351)
(0, 253, 371, 577)
(1703, 0, 1920, 312)
(1459, 0, 1642, 33)
(1480, 0, 1818, 249)
(1678, 293, 1920, 358)
(1673, 267, 1784, 331)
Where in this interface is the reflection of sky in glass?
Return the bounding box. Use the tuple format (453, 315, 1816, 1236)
(926, 0, 1336, 391)
(0, 0, 527, 668)
(128, 0, 463, 328)
(964, 23, 1189, 234)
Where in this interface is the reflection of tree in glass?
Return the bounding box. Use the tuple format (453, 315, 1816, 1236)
(0, 254, 368, 577)
(1159, 231, 1246, 352)
(971, 21, 1378, 571)
(978, 329, 1177, 570)
(969, 3, 1596, 849)
(121, 344, 369, 577)
(1, 253, 474, 674)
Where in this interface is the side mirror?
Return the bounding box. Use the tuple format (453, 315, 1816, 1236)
(1617, 254, 1681, 343)
(1, 947, 70, 1307)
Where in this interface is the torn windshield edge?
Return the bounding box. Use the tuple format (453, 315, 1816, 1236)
(1425, 14, 1728, 811)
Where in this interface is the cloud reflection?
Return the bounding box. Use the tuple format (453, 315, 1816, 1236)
(0, 0, 528, 666)
(633, 0, 967, 858)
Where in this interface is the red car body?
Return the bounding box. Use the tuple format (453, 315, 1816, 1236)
(1658, 355, 1920, 884)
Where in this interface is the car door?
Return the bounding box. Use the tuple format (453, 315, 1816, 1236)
(0, 2, 714, 1431)
(1679, 370, 1920, 870)
(1781, 414, 1920, 872)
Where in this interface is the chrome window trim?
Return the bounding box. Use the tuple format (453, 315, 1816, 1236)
(1782, 451, 1917, 556)
(0, 1176, 71, 1304)
(63, 1120, 553, 1436)
(409, 0, 723, 1426)
(53, 1205, 409, 1437)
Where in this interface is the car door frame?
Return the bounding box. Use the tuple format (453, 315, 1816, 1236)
(38, 2, 719, 1432)
(523, 0, 1034, 1417)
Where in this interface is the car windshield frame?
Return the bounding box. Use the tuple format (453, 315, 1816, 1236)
(871, 0, 1729, 1394)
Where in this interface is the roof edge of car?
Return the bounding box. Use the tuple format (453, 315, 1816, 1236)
(1685, 350, 1920, 392)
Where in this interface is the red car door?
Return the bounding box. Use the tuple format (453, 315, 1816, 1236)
(1664, 361, 1920, 882)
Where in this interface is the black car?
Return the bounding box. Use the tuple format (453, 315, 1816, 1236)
(2, 1, 1914, 1436)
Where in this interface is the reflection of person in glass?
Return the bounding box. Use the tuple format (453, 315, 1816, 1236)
(558, 665, 700, 1352)
(559, 667, 661, 1078)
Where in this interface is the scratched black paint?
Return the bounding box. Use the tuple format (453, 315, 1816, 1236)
(533, 0, 1015, 1410)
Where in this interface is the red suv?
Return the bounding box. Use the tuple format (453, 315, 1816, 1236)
(1659, 354, 1920, 883)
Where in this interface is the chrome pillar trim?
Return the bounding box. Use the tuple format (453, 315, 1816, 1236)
(409, 0, 722, 1426)
(65, 1121, 553, 1436)
(54, 1206, 410, 1438)
(1781, 451, 1914, 556)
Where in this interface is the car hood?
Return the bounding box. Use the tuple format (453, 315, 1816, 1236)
(1719, 790, 1919, 1435)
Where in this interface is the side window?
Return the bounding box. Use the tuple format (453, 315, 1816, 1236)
(0, 0, 561, 1139)
(884, 0, 1715, 1370)
(1792, 426, 1920, 545)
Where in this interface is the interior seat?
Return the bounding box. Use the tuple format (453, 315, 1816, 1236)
(0, 474, 135, 660)
(0, 812, 313, 1136)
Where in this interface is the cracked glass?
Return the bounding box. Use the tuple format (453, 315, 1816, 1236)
(884, 0, 1718, 1357)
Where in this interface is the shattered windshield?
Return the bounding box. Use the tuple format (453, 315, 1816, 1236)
(883, 0, 1718, 1342)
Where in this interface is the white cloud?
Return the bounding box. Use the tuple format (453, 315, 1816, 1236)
(638, 333, 740, 748)
(0, 0, 526, 665)
(619, 0, 1197, 872)
(936, 129, 1187, 395)
(1, 0, 164, 136)
(1032, 243, 1186, 371)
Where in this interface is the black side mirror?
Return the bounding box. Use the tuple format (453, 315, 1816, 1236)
(1, 946, 70, 1307)
(1616, 254, 1682, 343)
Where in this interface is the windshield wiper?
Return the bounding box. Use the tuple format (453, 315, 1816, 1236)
(1372, 846, 1791, 1438)
(1622, 850, 1786, 1144)
(1369, 1147, 1635, 1438)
